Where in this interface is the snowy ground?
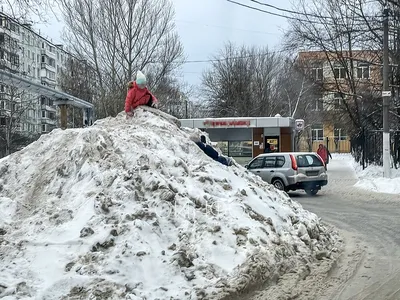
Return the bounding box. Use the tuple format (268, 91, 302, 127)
(0, 109, 340, 300)
(334, 153, 400, 194)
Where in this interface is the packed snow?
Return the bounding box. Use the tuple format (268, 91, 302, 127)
(0, 108, 340, 300)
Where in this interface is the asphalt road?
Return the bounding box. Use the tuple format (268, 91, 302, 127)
(292, 157, 400, 300)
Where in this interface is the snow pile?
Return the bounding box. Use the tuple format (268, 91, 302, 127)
(351, 158, 400, 194)
(0, 109, 340, 300)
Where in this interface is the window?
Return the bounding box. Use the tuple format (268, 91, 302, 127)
(1, 85, 5, 92)
(32, 67, 35, 78)
(41, 55, 45, 63)
(276, 156, 286, 167)
(296, 154, 324, 167)
(311, 124, 324, 141)
(248, 157, 264, 169)
(0, 117, 6, 125)
(264, 157, 276, 168)
(37, 54, 40, 62)
(333, 66, 346, 79)
(42, 110, 46, 117)
(334, 127, 348, 141)
(0, 101, 4, 109)
(311, 66, 323, 81)
(357, 63, 370, 79)
(312, 98, 324, 111)
(49, 58, 56, 67)
(227, 141, 252, 157)
(333, 92, 343, 110)
(42, 42, 45, 49)
(42, 124, 46, 132)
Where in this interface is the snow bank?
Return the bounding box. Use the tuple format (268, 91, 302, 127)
(351, 159, 400, 195)
(0, 108, 340, 300)
(334, 153, 400, 194)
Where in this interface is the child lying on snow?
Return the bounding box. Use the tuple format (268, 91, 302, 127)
(125, 70, 158, 118)
(191, 135, 233, 166)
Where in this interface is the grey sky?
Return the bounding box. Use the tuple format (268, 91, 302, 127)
(36, 0, 292, 86)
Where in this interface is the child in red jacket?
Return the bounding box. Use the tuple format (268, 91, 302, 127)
(125, 71, 158, 118)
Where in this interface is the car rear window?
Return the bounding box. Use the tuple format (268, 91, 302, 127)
(296, 154, 323, 167)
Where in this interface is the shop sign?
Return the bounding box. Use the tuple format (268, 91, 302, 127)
(203, 119, 251, 127)
(295, 119, 305, 131)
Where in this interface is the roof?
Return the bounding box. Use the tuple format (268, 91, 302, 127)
(0, 68, 93, 109)
(180, 116, 295, 129)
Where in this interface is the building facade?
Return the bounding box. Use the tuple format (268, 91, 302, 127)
(296, 50, 382, 153)
(0, 12, 73, 138)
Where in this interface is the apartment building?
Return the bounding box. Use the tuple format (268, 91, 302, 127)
(0, 12, 73, 137)
(296, 50, 383, 153)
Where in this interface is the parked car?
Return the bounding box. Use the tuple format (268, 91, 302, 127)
(244, 152, 328, 196)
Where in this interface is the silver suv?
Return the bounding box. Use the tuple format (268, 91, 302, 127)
(245, 152, 328, 196)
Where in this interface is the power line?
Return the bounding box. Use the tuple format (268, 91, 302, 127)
(226, 0, 383, 26)
(178, 49, 287, 64)
(248, 0, 382, 20)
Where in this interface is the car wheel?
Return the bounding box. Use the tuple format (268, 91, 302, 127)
(305, 189, 318, 196)
(272, 179, 285, 191)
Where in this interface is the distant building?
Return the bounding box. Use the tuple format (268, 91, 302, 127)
(0, 12, 79, 136)
(296, 50, 383, 153)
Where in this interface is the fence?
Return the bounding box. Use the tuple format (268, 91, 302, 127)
(351, 130, 400, 169)
(298, 136, 351, 153)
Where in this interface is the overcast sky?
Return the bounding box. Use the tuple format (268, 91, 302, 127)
(36, 0, 292, 86)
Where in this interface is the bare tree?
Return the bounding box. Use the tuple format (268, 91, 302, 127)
(202, 43, 282, 118)
(0, 86, 39, 157)
(2, 0, 57, 22)
(285, 0, 386, 136)
(58, 0, 184, 118)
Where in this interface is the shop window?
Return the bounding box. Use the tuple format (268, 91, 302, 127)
(228, 141, 252, 157)
(248, 157, 264, 169)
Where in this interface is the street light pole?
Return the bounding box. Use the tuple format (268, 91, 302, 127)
(383, 7, 391, 178)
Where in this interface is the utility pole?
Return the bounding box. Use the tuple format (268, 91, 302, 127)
(383, 7, 391, 178)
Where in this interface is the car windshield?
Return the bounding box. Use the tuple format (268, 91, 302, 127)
(296, 154, 323, 167)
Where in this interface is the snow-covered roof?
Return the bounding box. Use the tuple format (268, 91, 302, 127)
(181, 116, 295, 129)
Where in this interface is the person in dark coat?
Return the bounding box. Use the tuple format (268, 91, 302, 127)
(264, 142, 272, 153)
(194, 135, 232, 166)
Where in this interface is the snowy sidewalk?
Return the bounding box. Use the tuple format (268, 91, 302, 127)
(330, 153, 400, 195)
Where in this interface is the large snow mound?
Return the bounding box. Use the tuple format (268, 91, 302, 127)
(0, 109, 340, 299)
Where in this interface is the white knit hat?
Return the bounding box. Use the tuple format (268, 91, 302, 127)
(136, 70, 146, 85)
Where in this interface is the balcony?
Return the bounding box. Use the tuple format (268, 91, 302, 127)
(40, 48, 56, 58)
(41, 104, 57, 112)
(41, 76, 56, 86)
(41, 62, 56, 71)
(41, 117, 56, 125)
